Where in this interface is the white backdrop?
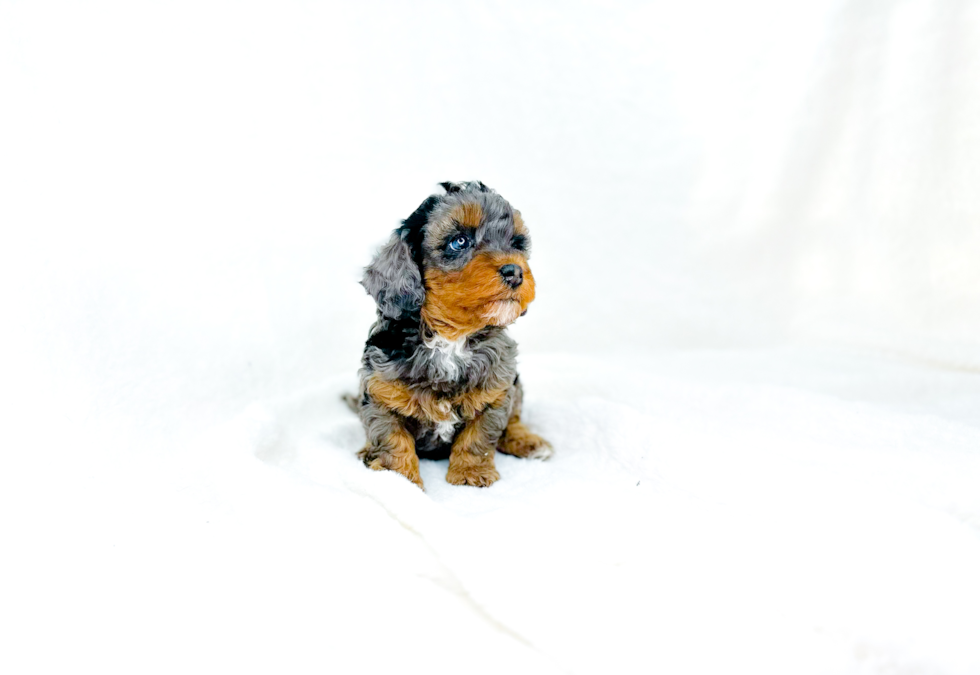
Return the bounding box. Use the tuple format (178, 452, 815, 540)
(3, 2, 980, 674)
(4, 0, 978, 445)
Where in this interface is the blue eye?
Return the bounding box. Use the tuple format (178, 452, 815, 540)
(448, 235, 470, 252)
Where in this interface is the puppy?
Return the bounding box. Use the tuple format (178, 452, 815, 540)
(352, 181, 551, 489)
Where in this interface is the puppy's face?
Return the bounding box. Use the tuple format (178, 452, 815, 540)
(362, 182, 536, 340)
(420, 192, 535, 339)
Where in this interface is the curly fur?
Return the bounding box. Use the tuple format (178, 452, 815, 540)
(352, 181, 551, 489)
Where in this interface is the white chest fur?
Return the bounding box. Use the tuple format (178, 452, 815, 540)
(434, 418, 459, 442)
(423, 334, 471, 381)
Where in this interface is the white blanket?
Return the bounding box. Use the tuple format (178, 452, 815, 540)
(11, 350, 976, 674)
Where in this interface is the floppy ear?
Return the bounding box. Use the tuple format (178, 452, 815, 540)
(361, 228, 425, 319)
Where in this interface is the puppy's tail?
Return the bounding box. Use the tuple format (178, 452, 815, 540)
(341, 392, 360, 413)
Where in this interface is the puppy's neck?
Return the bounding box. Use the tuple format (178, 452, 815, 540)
(418, 318, 501, 354)
(419, 314, 479, 342)
(422, 331, 469, 358)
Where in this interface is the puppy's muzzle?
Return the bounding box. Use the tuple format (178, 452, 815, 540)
(499, 264, 524, 289)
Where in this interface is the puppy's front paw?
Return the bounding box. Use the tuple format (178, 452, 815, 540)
(446, 456, 500, 487)
(359, 445, 425, 490)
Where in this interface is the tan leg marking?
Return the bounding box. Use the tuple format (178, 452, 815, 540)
(446, 417, 500, 488)
(454, 386, 508, 420)
(365, 376, 453, 424)
(366, 374, 507, 424)
(498, 419, 552, 459)
(358, 426, 424, 490)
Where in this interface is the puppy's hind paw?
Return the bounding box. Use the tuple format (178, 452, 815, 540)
(527, 441, 554, 460)
(498, 422, 553, 460)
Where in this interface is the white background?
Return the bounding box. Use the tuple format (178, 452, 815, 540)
(3, 2, 980, 673)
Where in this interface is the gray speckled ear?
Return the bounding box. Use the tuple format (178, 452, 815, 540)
(361, 229, 425, 319)
(440, 180, 490, 194)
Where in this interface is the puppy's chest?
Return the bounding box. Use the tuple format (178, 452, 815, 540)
(418, 334, 474, 383)
(369, 375, 506, 421)
(417, 383, 506, 442)
(365, 331, 511, 443)
(365, 350, 508, 443)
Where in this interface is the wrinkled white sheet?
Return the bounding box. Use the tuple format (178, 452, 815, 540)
(10, 350, 979, 674)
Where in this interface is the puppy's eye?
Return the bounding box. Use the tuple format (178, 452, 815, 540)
(511, 234, 527, 252)
(448, 235, 470, 252)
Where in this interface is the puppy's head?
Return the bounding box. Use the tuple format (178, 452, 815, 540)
(362, 181, 535, 339)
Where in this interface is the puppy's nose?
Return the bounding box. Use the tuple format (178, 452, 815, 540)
(499, 264, 523, 288)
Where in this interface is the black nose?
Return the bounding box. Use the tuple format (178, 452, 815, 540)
(499, 264, 523, 288)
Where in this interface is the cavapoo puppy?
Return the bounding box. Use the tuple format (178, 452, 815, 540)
(350, 181, 551, 489)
